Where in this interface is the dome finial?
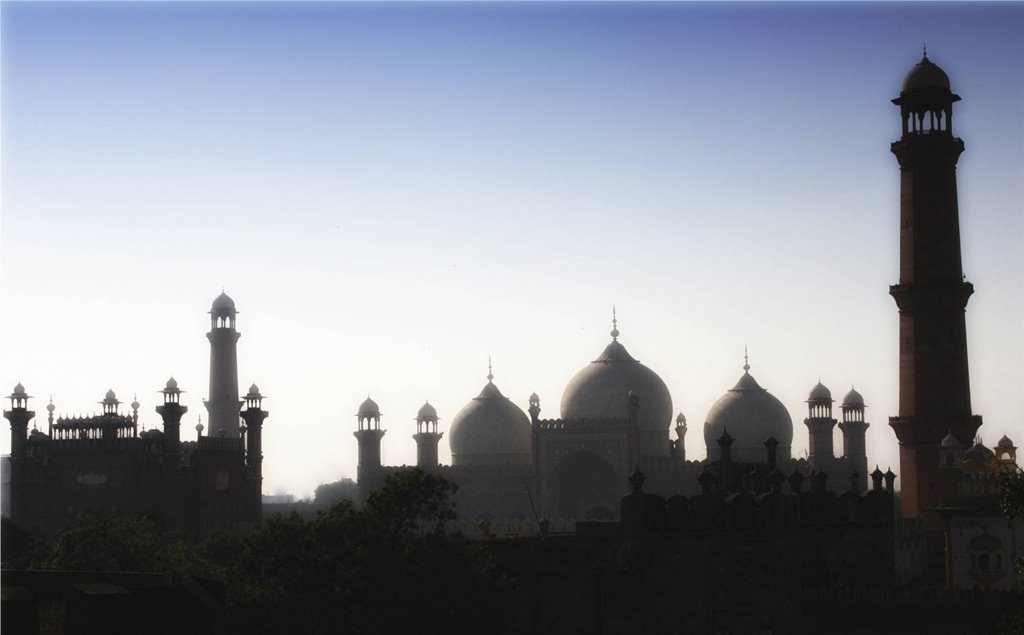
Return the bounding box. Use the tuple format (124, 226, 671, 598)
(922, 42, 927, 59)
(743, 346, 750, 373)
(611, 305, 619, 341)
(487, 356, 494, 383)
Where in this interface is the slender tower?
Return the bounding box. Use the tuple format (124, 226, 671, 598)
(804, 381, 836, 475)
(4, 383, 34, 524)
(156, 377, 187, 457)
(205, 292, 242, 438)
(887, 53, 981, 528)
(674, 413, 687, 462)
(413, 401, 442, 468)
(838, 388, 869, 492)
(354, 396, 386, 503)
(240, 383, 268, 520)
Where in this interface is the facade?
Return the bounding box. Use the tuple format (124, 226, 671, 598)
(935, 434, 1022, 590)
(3, 294, 266, 540)
(353, 324, 874, 522)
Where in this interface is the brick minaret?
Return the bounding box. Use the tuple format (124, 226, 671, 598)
(887, 53, 982, 528)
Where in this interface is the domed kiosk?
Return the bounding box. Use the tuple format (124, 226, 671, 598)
(560, 315, 673, 458)
(704, 354, 793, 463)
(449, 365, 531, 466)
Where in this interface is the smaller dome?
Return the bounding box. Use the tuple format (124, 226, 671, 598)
(12, 382, 27, 397)
(841, 388, 865, 409)
(165, 377, 179, 392)
(997, 435, 1014, 449)
(808, 382, 832, 402)
(529, 392, 540, 402)
(358, 397, 380, 418)
(901, 55, 951, 93)
(963, 442, 996, 464)
(211, 292, 236, 312)
(195, 422, 204, 433)
(46, 400, 55, 413)
(941, 431, 961, 448)
(247, 383, 261, 397)
(103, 389, 118, 403)
(676, 412, 687, 424)
(417, 401, 437, 420)
(141, 428, 164, 441)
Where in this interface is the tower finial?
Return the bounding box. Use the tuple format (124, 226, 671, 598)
(743, 346, 750, 373)
(922, 42, 927, 58)
(487, 356, 494, 383)
(611, 305, 619, 341)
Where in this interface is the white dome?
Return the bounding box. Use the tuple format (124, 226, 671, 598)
(704, 365, 793, 463)
(560, 335, 673, 457)
(449, 379, 530, 466)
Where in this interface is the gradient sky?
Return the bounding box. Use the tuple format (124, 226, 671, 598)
(2, 2, 1021, 498)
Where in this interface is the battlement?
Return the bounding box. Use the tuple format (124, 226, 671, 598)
(52, 413, 135, 440)
(532, 417, 628, 432)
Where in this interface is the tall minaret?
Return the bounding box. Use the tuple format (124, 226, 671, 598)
(887, 53, 981, 527)
(804, 381, 836, 474)
(205, 292, 242, 438)
(354, 396, 386, 503)
(4, 383, 34, 524)
(838, 388, 869, 492)
(156, 377, 187, 457)
(413, 401, 442, 468)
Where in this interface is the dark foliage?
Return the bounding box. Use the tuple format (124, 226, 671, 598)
(41, 513, 214, 578)
(1, 516, 46, 569)
(16, 469, 511, 634)
(208, 467, 512, 635)
(997, 471, 1024, 635)
(312, 478, 358, 508)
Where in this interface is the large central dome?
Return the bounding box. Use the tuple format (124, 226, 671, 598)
(704, 358, 793, 463)
(560, 319, 673, 458)
(449, 369, 531, 466)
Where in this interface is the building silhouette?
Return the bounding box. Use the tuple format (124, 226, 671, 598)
(353, 328, 872, 521)
(3, 294, 266, 540)
(887, 52, 983, 531)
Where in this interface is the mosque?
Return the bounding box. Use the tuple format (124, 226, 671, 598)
(3, 54, 1020, 591)
(353, 319, 871, 521)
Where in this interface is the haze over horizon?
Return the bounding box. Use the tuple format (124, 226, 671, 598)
(2, 2, 1021, 499)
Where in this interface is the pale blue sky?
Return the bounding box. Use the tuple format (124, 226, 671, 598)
(2, 2, 1022, 497)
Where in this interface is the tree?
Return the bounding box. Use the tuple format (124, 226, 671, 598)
(1, 516, 45, 569)
(214, 467, 511, 635)
(42, 512, 212, 578)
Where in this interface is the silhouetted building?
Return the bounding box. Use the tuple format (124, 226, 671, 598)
(3, 294, 266, 540)
(354, 328, 873, 521)
(935, 433, 1022, 589)
(887, 53, 983, 530)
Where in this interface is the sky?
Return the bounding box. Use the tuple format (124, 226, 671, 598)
(2, 1, 1021, 499)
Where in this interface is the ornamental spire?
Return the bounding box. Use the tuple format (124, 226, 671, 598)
(611, 306, 619, 341)
(487, 356, 494, 383)
(743, 346, 750, 373)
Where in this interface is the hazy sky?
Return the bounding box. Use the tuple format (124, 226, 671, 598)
(2, 2, 1021, 498)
